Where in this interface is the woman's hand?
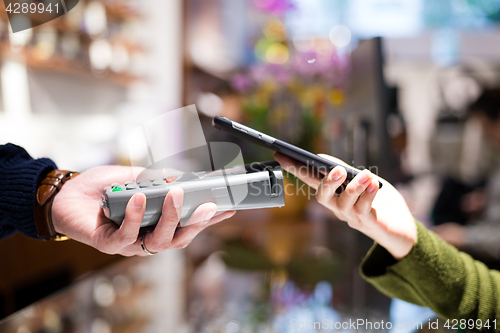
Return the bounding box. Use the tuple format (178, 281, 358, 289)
(51, 166, 236, 256)
(274, 153, 416, 260)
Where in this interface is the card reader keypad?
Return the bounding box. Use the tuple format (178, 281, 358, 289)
(100, 162, 286, 228)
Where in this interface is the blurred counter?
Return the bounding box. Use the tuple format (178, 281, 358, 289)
(0, 203, 391, 333)
(0, 250, 187, 333)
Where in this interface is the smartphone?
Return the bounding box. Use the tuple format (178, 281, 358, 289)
(212, 115, 382, 189)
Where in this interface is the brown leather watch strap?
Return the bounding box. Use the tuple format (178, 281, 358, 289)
(34, 170, 79, 241)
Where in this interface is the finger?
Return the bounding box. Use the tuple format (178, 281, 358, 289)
(274, 153, 322, 189)
(170, 210, 237, 249)
(336, 170, 373, 214)
(317, 153, 361, 171)
(142, 202, 218, 253)
(183, 202, 218, 227)
(109, 193, 146, 247)
(118, 237, 150, 257)
(116, 241, 146, 257)
(315, 166, 347, 208)
(353, 178, 379, 216)
(213, 211, 227, 217)
(207, 210, 236, 224)
(131, 210, 236, 254)
(169, 225, 205, 249)
(143, 187, 184, 252)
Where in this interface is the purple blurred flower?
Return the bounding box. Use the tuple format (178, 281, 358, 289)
(250, 63, 271, 83)
(275, 68, 292, 84)
(291, 51, 319, 77)
(232, 73, 254, 92)
(232, 48, 351, 92)
(292, 51, 340, 79)
(253, 0, 294, 16)
(270, 281, 309, 307)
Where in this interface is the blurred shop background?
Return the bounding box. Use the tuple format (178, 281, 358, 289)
(2, 0, 500, 332)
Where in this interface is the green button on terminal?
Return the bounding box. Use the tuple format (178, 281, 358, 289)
(112, 187, 123, 192)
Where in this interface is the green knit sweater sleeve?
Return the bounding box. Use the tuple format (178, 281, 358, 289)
(361, 220, 500, 325)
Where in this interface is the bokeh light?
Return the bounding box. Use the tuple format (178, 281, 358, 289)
(89, 40, 113, 71)
(329, 25, 351, 49)
(263, 19, 287, 42)
(265, 43, 289, 64)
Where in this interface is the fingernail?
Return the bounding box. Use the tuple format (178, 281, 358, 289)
(329, 167, 343, 181)
(183, 219, 195, 227)
(134, 193, 145, 209)
(366, 180, 378, 193)
(203, 210, 216, 221)
(358, 171, 371, 184)
(171, 188, 183, 208)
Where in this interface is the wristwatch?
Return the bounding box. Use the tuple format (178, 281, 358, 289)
(34, 170, 79, 241)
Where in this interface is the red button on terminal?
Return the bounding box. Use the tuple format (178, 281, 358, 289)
(165, 176, 177, 183)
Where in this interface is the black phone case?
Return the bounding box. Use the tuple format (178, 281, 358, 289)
(212, 116, 382, 190)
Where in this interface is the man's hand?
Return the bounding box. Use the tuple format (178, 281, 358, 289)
(274, 153, 417, 260)
(51, 166, 236, 256)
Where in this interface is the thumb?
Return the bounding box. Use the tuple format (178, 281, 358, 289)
(109, 193, 146, 247)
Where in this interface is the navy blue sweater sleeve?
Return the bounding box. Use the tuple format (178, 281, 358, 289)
(0, 143, 57, 239)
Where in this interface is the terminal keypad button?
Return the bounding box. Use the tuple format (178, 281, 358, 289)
(152, 179, 163, 186)
(138, 181, 152, 188)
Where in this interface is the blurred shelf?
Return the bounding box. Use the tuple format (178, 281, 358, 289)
(104, 1, 142, 21)
(0, 8, 6, 21)
(0, 19, 144, 56)
(0, 0, 141, 25)
(0, 0, 143, 87)
(0, 45, 139, 86)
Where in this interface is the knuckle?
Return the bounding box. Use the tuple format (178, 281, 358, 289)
(123, 234, 137, 245)
(353, 204, 366, 216)
(157, 242, 171, 252)
(123, 218, 142, 233)
(349, 182, 363, 194)
(151, 239, 170, 252)
(356, 183, 367, 194)
(96, 241, 116, 255)
(315, 189, 329, 205)
(316, 194, 327, 205)
(346, 219, 362, 229)
(353, 202, 366, 215)
(155, 245, 168, 252)
(345, 186, 358, 196)
(343, 186, 354, 196)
